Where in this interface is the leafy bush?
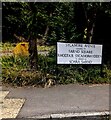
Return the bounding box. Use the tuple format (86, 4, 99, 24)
(2, 55, 29, 70)
(1, 42, 54, 54)
(37, 45, 54, 52)
(1, 53, 111, 87)
(2, 55, 56, 87)
(56, 65, 110, 84)
(2, 69, 44, 86)
(1, 42, 15, 52)
(48, 47, 56, 57)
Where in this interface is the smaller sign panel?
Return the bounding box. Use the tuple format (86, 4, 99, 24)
(57, 42, 103, 64)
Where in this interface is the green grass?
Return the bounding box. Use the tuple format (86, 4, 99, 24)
(37, 45, 54, 51)
(1, 43, 111, 87)
(0, 42, 15, 52)
(1, 42, 54, 53)
(1, 53, 111, 87)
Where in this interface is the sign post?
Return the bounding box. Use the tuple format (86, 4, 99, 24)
(57, 42, 103, 76)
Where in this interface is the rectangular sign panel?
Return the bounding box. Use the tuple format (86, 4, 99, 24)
(57, 42, 103, 64)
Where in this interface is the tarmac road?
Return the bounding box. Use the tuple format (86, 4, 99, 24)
(2, 84, 111, 119)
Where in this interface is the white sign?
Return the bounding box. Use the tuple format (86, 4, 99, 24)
(57, 42, 103, 64)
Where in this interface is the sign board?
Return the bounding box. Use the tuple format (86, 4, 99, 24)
(57, 42, 103, 64)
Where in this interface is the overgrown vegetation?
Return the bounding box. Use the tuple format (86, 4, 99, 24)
(0, 42, 15, 53)
(2, 2, 111, 64)
(0, 42, 54, 53)
(1, 2, 111, 87)
(1, 48, 111, 87)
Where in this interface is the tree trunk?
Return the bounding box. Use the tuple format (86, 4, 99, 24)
(74, 3, 87, 43)
(29, 36, 38, 70)
(86, 13, 96, 43)
(42, 13, 52, 43)
(28, 3, 38, 70)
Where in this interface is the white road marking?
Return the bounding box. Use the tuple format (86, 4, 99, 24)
(29, 111, 110, 119)
(51, 111, 110, 118)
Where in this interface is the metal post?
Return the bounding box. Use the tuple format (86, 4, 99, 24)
(100, 44, 103, 77)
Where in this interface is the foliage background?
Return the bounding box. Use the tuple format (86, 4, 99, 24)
(2, 2, 111, 86)
(2, 2, 111, 63)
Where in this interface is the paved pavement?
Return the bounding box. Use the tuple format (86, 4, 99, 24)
(0, 91, 25, 119)
(2, 84, 111, 119)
